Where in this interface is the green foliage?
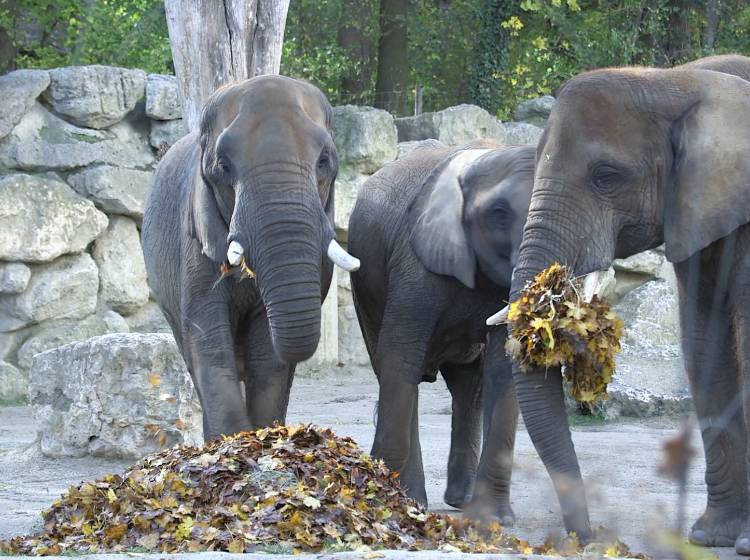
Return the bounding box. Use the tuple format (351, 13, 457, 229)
(0, 0, 172, 73)
(2, 0, 749, 116)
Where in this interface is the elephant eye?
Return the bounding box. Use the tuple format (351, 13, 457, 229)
(487, 201, 510, 228)
(317, 152, 330, 171)
(216, 156, 231, 173)
(592, 163, 625, 193)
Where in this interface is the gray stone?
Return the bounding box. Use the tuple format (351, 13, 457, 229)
(0, 69, 50, 140)
(16, 311, 129, 370)
(0, 103, 155, 171)
(395, 104, 505, 145)
(93, 216, 150, 315)
(0, 263, 31, 294)
(30, 333, 202, 458)
(332, 105, 397, 174)
(42, 65, 146, 129)
(513, 95, 555, 126)
(337, 270, 370, 369)
(149, 118, 187, 150)
(609, 279, 688, 417)
(334, 169, 369, 240)
(0, 360, 27, 404)
(0, 173, 108, 262)
(67, 165, 152, 219)
(613, 250, 665, 277)
(502, 122, 544, 146)
(396, 139, 444, 159)
(0, 329, 31, 363)
(125, 301, 171, 333)
(145, 74, 182, 120)
(0, 253, 99, 332)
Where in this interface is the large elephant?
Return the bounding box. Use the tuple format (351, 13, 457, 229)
(348, 140, 534, 519)
(485, 54, 750, 553)
(142, 76, 359, 440)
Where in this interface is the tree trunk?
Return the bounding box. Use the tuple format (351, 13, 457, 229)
(703, 0, 719, 52)
(469, 0, 514, 115)
(164, 0, 290, 131)
(337, 0, 375, 102)
(374, 0, 408, 116)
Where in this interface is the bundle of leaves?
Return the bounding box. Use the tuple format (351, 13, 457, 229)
(506, 263, 624, 403)
(2, 425, 532, 555)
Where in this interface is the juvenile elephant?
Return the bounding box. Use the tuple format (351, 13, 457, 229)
(486, 54, 750, 553)
(348, 140, 534, 519)
(142, 76, 359, 440)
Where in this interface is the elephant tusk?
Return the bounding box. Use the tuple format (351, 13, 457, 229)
(227, 241, 244, 266)
(582, 270, 606, 303)
(486, 304, 509, 326)
(327, 239, 360, 272)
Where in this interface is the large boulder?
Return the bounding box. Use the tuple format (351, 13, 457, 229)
(608, 280, 690, 417)
(149, 118, 188, 151)
(502, 122, 544, 146)
(0, 360, 27, 404)
(0, 69, 50, 140)
(30, 333, 202, 458)
(0, 263, 31, 294)
(42, 65, 146, 129)
(0, 103, 155, 171)
(0, 253, 99, 332)
(124, 301, 171, 334)
(332, 105, 397, 174)
(67, 165, 152, 219)
(0, 174, 108, 263)
(16, 311, 129, 370)
(513, 95, 555, 126)
(334, 169, 368, 240)
(145, 74, 182, 120)
(395, 104, 505, 145)
(93, 216, 150, 314)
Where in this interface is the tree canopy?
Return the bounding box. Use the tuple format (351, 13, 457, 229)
(2, 0, 749, 118)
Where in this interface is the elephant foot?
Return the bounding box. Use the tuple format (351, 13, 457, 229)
(463, 497, 516, 527)
(689, 506, 746, 548)
(444, 477, 475, 510)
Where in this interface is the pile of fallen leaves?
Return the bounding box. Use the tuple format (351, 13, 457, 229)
(506, 263, 624, 403)
(2, 424, 643, 556)
(1, 425, 522, 555)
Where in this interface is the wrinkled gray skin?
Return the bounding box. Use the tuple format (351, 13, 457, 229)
(348, 140, 534, 519)
(142, 76, 338, 440)
(503, 54, 750, 554)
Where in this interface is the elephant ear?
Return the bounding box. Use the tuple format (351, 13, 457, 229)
(188, 172, 230, 263)
(408, 149, 492, 288)
(665, 70, 750, 263)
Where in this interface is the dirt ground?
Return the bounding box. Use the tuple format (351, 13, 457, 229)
(0, 366, 738, 559)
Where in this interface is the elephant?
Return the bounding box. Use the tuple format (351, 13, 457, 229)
(348, 139, 535, 519)
(141, 76, 360, 440)
(484, 54, 750, 554)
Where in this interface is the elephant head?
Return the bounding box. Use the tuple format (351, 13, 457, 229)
(408, 145, 535, 288)
(494, 59, 750, 537)
(189, 76, 358, 364)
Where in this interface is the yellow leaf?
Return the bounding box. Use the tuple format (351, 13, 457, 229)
(227, 538, 245, 553)
(175, 516, 194, 541)
(148, 372, 161, 387)
(105, 523, 127, 541)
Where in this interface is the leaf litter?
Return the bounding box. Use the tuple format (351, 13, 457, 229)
(505, 263, 624, 403)
(1, 424, 642, 556)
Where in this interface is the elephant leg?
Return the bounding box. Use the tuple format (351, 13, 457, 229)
(243, 311, 296, 428)
(440, 360, 482, 510)
(370, 300, 431, 505)
(465, 326, 517, 525)
(675, 258, 748, 548)
(733, 300, 750, 555)
(183, 289, 249, 440)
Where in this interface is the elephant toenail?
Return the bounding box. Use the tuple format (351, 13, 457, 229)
(736, 536, 750, 556)
(689, 529, 709, 546)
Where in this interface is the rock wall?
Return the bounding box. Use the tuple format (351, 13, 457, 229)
(0, 64, 687, 427)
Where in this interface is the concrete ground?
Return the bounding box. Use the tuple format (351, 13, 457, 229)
(0, 366, 738, 559)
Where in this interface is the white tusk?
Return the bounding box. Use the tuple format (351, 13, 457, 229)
(327, 239, 360, 272)
(486, 305, 509, 326)
(227, 241, 244, 266)
(582, 270, 604, 303)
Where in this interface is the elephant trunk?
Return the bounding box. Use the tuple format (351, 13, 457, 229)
(508, 214, 593, 539)
(234, 166, 325, 364)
